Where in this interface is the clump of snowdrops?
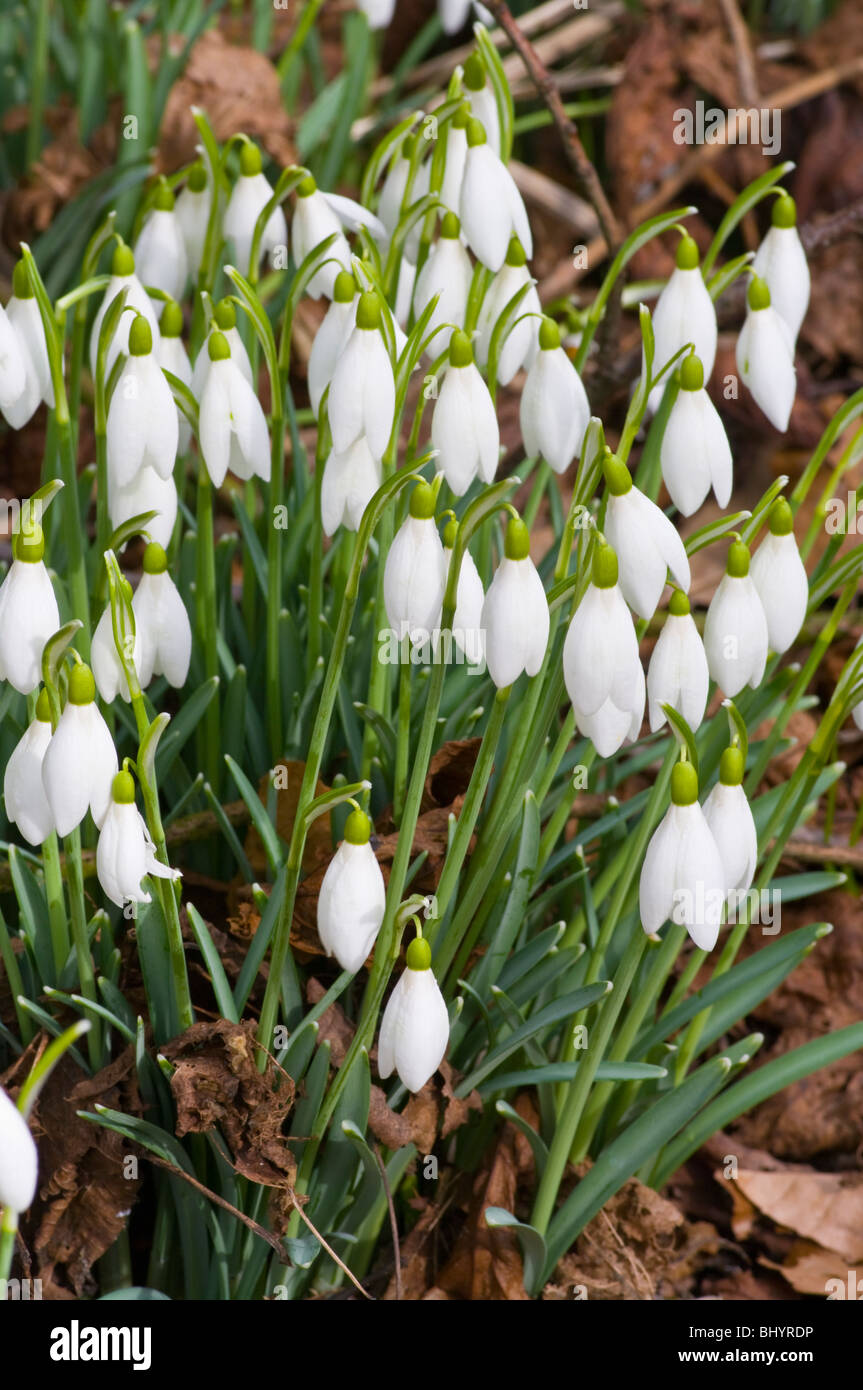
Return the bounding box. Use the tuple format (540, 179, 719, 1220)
(1, 24, 863, 1301)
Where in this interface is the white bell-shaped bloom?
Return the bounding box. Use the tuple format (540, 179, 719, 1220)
(444, 521, 485, 666)
(752, 194, 809, 348)
(4, 689, 53, 845)
(660, 353, 733, 516)
(0, 525, 60, 695)
(109, 463, 177, 551)
(563, 543, 645, 757)
(2, 261, 55, 427)
(414, 213, 472, 355)
(0, 1086, 38, 1214)
(481, 517, 549, 688)
(157, 301, 193, 454)
(308, 271, 357, 417)
(432, 331, 499, 495)
(292, 174, 384, 300)
(703, 747, 758, 903)
(736, 276, 795, 433)
(463, 52, 501, 156)
(223, 143, 287, 274)
(191, 304, 254, 399)
(89, 243, 160, 378)
(0, 300, 26, 413)
(603, 452, 690, 619)
(475, 244, 541, 385)
(378, 936, 449, 1093)
(439, 110, 469, 214)
(358, 0, 395, 27)
(199, 332, 270, 487)
(749, 498, 808, 654)
(175, 163, 212, 279)
(647, 236, 716, 413)
(647, 591, 709, 734)
(91, 581, 140, 703)
(96, 769, 180, 909)
(520, 318, 590, 472)
(106, 314, 178, 488)
(384, 483, 447, 644)
(393, 258, 416, 333)
(134, 182, 188, 301)
(42, 664, 118, 834)
(321, 437, 382, 536)
(460, 119, 531, 271)
(703, 540, 769, 696)
(133, 543, 192, 689)
(328, 291, 395, 458)
(317, 809, 386, 973)
(639, 761, 726, 951)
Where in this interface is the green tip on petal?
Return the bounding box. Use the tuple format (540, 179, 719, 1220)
(160, 300, 184, 338)
(747, 275, 771, 312)
(297, 172, 317, 198)
(68, 664, 96, 706)
(768, 497, 794, 536)
(187, 162, 207, 193)
(671, 760, 699, 806)
(592, 542, 618, 589)
(128, 315, 152, 356)
(449, 328, 473, 368)
(679, 353, 704, 392)
(356, 291, 382, 331)
(143, 541, 168, 575)
(453, 101, 471, 130)
(35, 688, 51, 722)
(505, 236, 526, 267)
(441, 211, 460, 239)
(719, 746, 745, 786)
(112, 769, 136, 804)
(239, 142, 262, 177)
(463, 52, 486, 91)
(727, 539, 750, 578)
(12, 260, 33, 299)
(111, 243, 135, 277)
(772, 193, 797, 229)
(676, 235, 700, 271)
(406, 935, 432, 971)
(333, 270, 357, 303)
(602, 450, 632, 496)
(344, 808, 371, 845)
(668, 588, 691, 617)
(409, 481, 437, 521)
(504, 516, 530, 561)
(466, 117, 487, 148)
(443, 517, 458, 549)
(538, 317, 560, 352)
(13, 524, 45, 562)
(208, 331, 231, 362)
(153, 178, 174, 211)
(214, 298, 236, 331)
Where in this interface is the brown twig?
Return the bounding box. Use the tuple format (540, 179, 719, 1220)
(289, 1193, 374, 1300)
(145, 1152, 291, 1263)
(719, 0, 761, 108)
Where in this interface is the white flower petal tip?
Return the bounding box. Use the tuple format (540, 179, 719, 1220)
(96, 770, 180, 910)
(133, 546, 193, 690)
(736, 277, 796, 433)
(520, 319, 590, 473)
(749, 500, 808, 655)
(384, 489, 447, 645)
(199, 341, 270, 487)
(0, 533, 60, 695)
(432, 333, 499, 495)
(0, 1086, 38, 1214)
(639, 763, 726, 951)
(378, 940, 449, 1093)
(41, 666, 118, 837)
(481, 519, 549, 689)
(660, 355, 733, 515)
(317, 813, 386, 974)
(106, 318, 178, 488)
(647, 595, 709, 735)
(4, 704, 54, 845)
(327, 294, 395, 459)
(703, 761, 758, 905)
(563, 544, 645, 757)
(603, 455, 689, 619)
(703, 542, 769, 697)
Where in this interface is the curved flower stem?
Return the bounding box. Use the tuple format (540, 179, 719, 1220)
(0, 1205, 18, 1285)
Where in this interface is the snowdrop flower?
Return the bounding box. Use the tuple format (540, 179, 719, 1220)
(321, 437, 382, 536)
(439, 0, 492, 32)
(328, 291, 395, 459)
(703, 745, 758, 903)
(89, 242, 160, 378)
(0, 299, 26, 414)
(308, 270, 357, 418)
(647, 236, 716, 413)
(96, 768, 180, 910)
(443, 519, 485, 665)
(175, 161, 212, 281)
(199, 332, 270, 487)
(1, 260, 54, 428)
(520, 317, 590, 472)
(4, 688, 53, 845)
(109, 464, 177, 551)
(157, 300, 193, 455)
(750, 497, 808, 654)
(191, 298, 254, 398)
(639, 761, 726, 951)
(647, 590, 709, 734)
(439, 104, 470, 214)
(752, 193, 809, 349)
(463, 51, 500, 156)
(703, 540, 769, 696)
(0, 525, 60, 695)
(317, 808, 386, 973)
(134, 179, 188, 302)
(603, 451, 690, 619)
(92, 578, 140, 703)
(384, 481, 447, 643)
(414, 212, 472, 355)
(107, 315, 178, 488)
(357, 0, 396, 28)
(660, 353, 733, 516)
(432, 330, 499, 495)
(736, 275, 796, 433)
(475, 237, 541, 385)
(378, 934, 449, 1093)
(460, 119, 531, 272)
(0, 1086, 37, 1214)
(482, 516, 549, 688)
(563, 542, 645, 757)
(223, 141, 287, 275)
(291, 173, 384, 300)
(132, 543, 192, 689)
(42, 663, 118, 835)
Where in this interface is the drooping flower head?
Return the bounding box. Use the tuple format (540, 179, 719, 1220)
(749, 497, 808, 655)
(378, 932, 449, 1093)
(736, 275, 795, 433)
(703, 538, 769, 696)
(432, 329, 499, 496)
(639, 760, 726, 951)
(520, 316, 590, 473)
(660, 353, 733, 516)
(317, 808, 386, 974)
(481, 515, 549, 689)
(0, 523, 60, 695)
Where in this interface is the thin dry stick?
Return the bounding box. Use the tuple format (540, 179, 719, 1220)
(145, 1153, 291, 1262)
(719, 0, 761, 108)
(290, 1194, 375, 1300)
(374, 1142, 402, 1300)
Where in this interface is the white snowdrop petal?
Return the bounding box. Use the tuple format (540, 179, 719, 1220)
(0, 1087, 38, 1213)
